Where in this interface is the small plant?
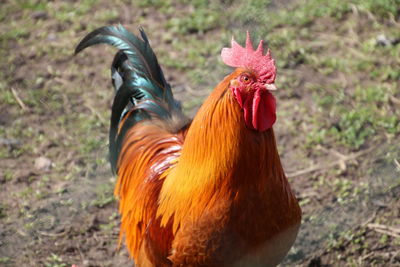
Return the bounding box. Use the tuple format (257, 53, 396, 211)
(332, 108, 376, 149)
(44, 254, 67, 267)
(90, 183, 115, 208)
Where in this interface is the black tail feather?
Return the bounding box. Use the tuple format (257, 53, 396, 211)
(75, 25, 185, 172)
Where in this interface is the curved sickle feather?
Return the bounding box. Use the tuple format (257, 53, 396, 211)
(75, 25, 186, 171)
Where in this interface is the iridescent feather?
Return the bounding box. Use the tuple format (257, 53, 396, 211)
(75, 25, 185, 171)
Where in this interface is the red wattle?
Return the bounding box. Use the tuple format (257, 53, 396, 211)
(237, 89, 276, 132)
(252, 89, 276, 131)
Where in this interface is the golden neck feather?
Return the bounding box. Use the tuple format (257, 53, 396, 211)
(158, 70, 285, 232)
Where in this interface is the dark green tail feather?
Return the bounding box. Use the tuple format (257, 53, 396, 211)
(75, 25, 183, 172)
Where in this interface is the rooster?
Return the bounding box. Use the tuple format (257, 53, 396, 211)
(75, 25, 301, 267)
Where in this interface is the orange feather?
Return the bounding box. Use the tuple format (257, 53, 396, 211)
(115, 68, 301, 266)
(115, 121, 186, 264)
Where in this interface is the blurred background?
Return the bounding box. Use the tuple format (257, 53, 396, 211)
(0, 0, 399, 266)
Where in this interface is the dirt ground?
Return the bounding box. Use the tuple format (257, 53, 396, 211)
(0, 0, 399, 266)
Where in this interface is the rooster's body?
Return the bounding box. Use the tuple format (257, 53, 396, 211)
(76, 25, 301, 267)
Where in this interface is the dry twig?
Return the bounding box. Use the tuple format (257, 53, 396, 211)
(286, 146, 375, 178)
(10, 87, 28, 110)
(389, 95, 400, 105)
(367, 223, 400, 238)
(394, 159, 400, 172)
(360, 251, 374, 261)
(388, 12, 400, 27)
(37, 230, 66, 237)
(350, 4, 359, 17)
(361, 210, 378, 227)
(76, 242, 85, 262)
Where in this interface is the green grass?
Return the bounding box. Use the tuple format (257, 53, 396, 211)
(49, 0, 99, 22)
(254, 0, 400, 150)
(44, 254, 67, 267)
(166, 9, 220, 35)
(90, 182, 115, 208)
(15, 0, 47, 11)
(0, 27, 29, 43)
(309, 81, 400, 149)
(0, 257, 11, 264)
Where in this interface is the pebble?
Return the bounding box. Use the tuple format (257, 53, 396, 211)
(34, 156, 52, 171)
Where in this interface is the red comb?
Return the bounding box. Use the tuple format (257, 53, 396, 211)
(221, 32, 276, 84)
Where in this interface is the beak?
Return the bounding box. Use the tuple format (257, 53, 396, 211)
(265, 83, 277, 91)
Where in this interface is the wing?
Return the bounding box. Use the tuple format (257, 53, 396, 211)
(115, 121, 188, 264)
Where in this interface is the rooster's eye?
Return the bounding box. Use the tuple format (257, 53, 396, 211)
(241, 74, 251, 84)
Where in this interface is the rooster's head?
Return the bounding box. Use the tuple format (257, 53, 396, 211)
(221, 32, 277, 132)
